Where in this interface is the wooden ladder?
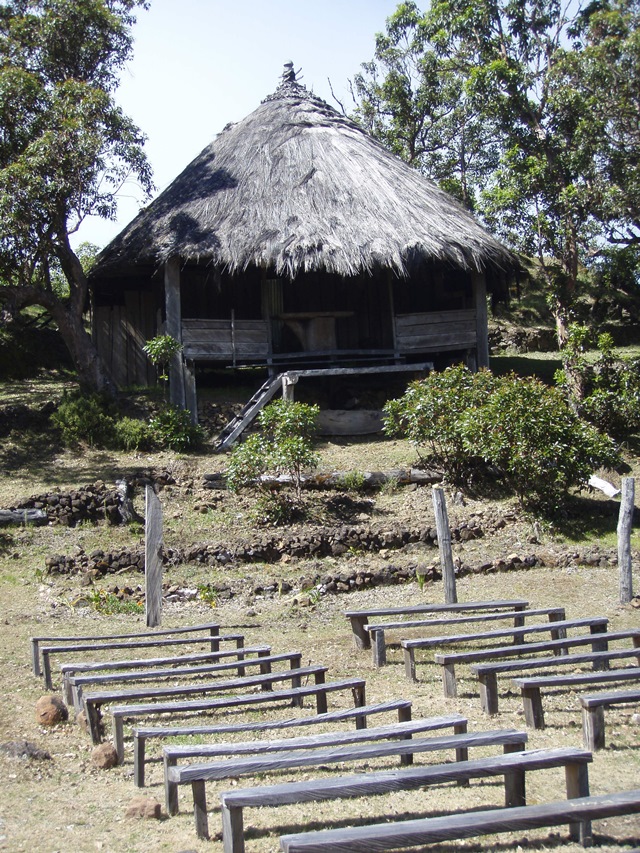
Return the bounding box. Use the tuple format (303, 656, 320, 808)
(214, 373, 285, 451)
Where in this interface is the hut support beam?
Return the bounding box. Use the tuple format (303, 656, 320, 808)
(165, 257, 187, 409)
(472, 272, 489, 369)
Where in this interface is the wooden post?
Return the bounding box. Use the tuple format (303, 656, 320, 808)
(145, 485, 163, 628)
(432, 486, 457, 603)
(164, 257, 185, 408)
(618, 477, 635, 604)
(472, 271, 489, 369)
(282, 372, 298, 401)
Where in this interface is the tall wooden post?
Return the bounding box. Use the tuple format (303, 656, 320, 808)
(282, 373, 298, 401)
(472, 271, 489, 369)
(164, 257, 185, 408)
(432, 486, 457, 603)
(145, 485, 163, 627)
(618, 477, 635, 604)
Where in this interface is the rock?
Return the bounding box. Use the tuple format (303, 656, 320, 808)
(92, 742, 118, 769)
(35, 695, 68, 726)
(125, 796, 162, 819)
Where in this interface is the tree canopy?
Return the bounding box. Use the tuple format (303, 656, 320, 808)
(0, 0, 152, 392)
(353, 0, 640, 342)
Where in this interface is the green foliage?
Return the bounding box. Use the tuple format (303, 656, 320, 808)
(556, 325, 640, 440)
(142, 335, 183, 383)
(252, 490, 303, 527)
(197, 584, 218, 608)
(337, 470, 367, 492)
(385, 365, 620, 513)
(85, 589, 144, 615)
(50, 391, 116, 447)
(227, 400, 319, 501)
(113, 416, 154, 451)
(148, 405, 203, 452)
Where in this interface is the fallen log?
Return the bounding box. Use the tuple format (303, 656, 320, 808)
(0, 508, 48, 527)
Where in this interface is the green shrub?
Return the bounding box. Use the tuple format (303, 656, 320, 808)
(149, 405, 203, 451)
(51, 392, 116, 447)
(114, 417, 155, 452)
(252, 490, 303, 527)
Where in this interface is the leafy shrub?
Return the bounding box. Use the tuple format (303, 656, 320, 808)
(252, 490, 303, 527)
(227, 400, 320, 500)
(461, 374, 620, 512)
(142, 334, 183, 382)
(114, 417, 155, 452)
(149, 405, 203, 451)
(51, 392, 116, 447)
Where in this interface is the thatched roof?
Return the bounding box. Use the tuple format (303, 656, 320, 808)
(92, 66, 514, 280)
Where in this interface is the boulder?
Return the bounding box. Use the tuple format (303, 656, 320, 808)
(92, 742, 118, 770)
(125, 796, 162, 819)
(35, 695, 68, 726)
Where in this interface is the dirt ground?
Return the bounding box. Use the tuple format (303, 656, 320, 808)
(1, 425, 639, 853)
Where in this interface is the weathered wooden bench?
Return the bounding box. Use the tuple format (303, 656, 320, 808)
(221, 746, 592, 853)
(39, 630, 244, 690)
(83, 664, 329, 744)
(164, 714, 468, 817)
(580, 687, 640, 750)
(60, 645, 271, 705)
(112, 677, 367, 763)
(433, 626, 635, 697)
(279, 788, 640, 852)
(68, 649, 302, 711)
(345, 600, 529, 650)
(168, 728, 528, 839)
(366, 607, 566, 667)
(133, 699, 412, 787)
(30, 621, 220, 678)
(513, 667, 640, 729)
(403, 617, 609, 682)
(472, 643, 640, 715)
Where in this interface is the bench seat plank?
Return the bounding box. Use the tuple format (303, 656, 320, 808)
(580, 687, 640, 750)
(279, 788, 640, 852)
(133, 699, 412, 788)
(220, 747, 591, 852)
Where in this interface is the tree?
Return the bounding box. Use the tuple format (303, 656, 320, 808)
(355, 1, 640, 346)
(0, 0, 153, 393)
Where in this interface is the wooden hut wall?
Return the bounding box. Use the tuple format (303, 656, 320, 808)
(93, 288, 160, 388)
(180, 265, 263, 320)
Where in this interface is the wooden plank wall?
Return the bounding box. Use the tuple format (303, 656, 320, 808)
(181, 319, 269, 361)
(395, 309, 477, 353)
(93, 291, 158, 388)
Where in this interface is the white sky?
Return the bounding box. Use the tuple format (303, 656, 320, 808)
(76, 0, 404, 249)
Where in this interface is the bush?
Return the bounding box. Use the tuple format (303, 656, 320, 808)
(148, 405, 203, 451)
(114, 417, 155, 452)
(51, 392, 116, 447)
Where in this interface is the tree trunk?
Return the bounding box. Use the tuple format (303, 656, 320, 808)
(49, 301, 117, 396)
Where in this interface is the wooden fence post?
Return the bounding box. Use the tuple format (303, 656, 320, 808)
(618, 477, 635, 604)
(145, 485, 163, 627)
(432, 486, 457, 603)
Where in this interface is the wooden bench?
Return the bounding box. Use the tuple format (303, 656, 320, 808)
(164, 714, 468, 817)
(221, 746, 592, 853)
(39, 631, 243, 690)
(580, 687, 640, 750)
(168, 728, 528, 839)
(68, 649, 301, 711)
(433, 627, 638, 697)
(366, 607, 566, 667)
(30, 621, 220, 678)
(403, 617, 609, 682)
(112, 677, 367, 763)
(133, 699, 413, 787)
(60, 645, 271, 705)
(83, 664, 329, 745)
(472, 644, 640, 715)
(279, 788, 640, 852)
(513, 667, 640, 729)
(345, 600, 529, 650)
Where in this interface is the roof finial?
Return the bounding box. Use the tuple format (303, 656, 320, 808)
(282, 61, 296, 83)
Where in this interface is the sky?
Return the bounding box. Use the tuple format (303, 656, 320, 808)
(75, 0, 404, 250)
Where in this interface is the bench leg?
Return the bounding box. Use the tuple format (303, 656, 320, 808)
(31, 639, 41, 677)
(403, 648, 416, 681)
(260, 661, 273, 691)
(582, 705, 605, 751)
(222, 803, 244, 853)
(350, 616, 370, 650)
(372, 629, 386, 668)
(42, 652, 53, 690)
(62, 674, 73, 706)
(209, 625, 220, 653)
(590, 624, 609, 658)
(512, 612, 525, 645)
(504, 767, 526, 807)
(351, 684, 366, 729)
(441, 663, 457, 698)
(479, 673, 499, 716)
(113, 715, 125, 764)
(86, 701, 103, 745)
(521, 686, 545, 729)
(192, 779, 209, 840)
(566, 761, 592, 845)
(165, 756, 179, 815)
(133, 733, 146, 787)
(454, 720, 469, 786)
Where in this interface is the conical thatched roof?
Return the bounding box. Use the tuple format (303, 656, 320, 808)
(92, 67, 514, 280)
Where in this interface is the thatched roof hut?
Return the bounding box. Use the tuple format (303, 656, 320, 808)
(90, 64, 514, 409)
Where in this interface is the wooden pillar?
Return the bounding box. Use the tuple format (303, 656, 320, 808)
(618, 477, 635, 604)
(432, 486, 457, 603)
(145, 485, 163, 628)
(164, 257, 185, 408)
(472, 271, 489, 368)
